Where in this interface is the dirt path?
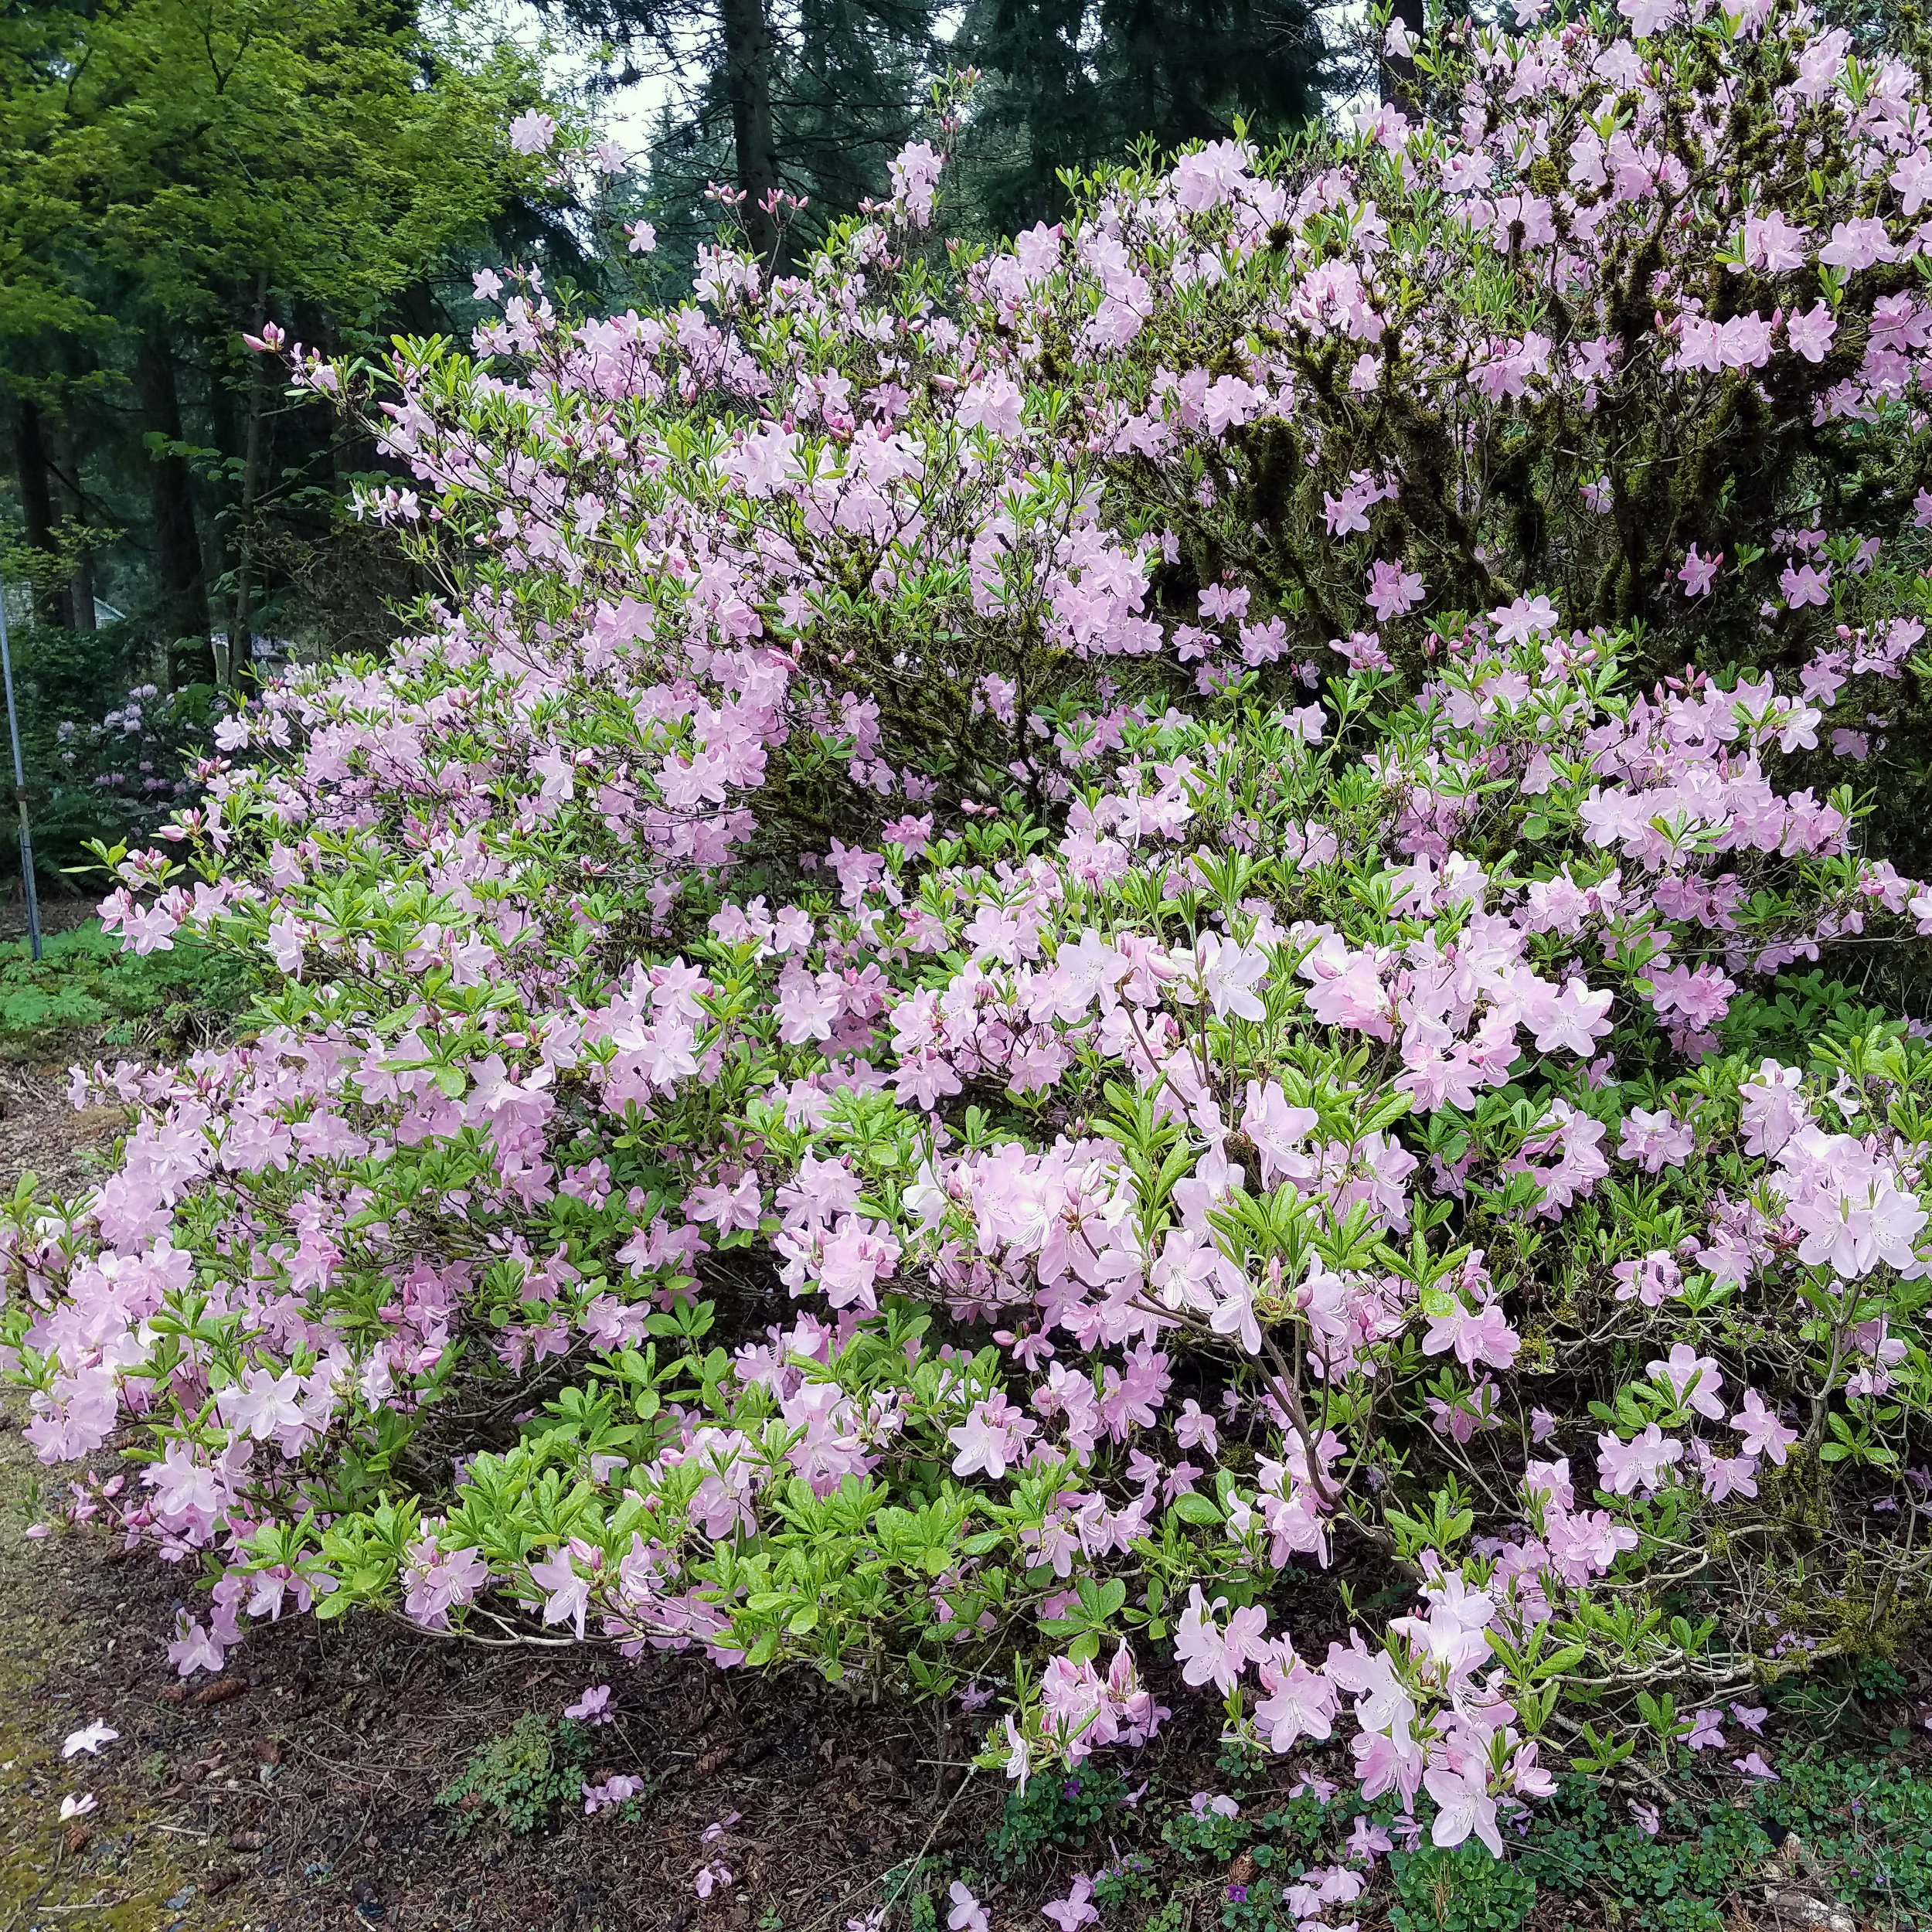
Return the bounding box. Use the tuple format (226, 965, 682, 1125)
(0, 1427, 253, 1932)
(0, 1062, 242, 1932)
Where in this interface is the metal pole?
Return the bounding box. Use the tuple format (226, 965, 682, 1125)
(0, 568, 43, 961)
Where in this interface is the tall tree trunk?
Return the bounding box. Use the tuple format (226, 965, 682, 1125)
(1381, 0, 1424, 105)
(12, 398, 63, 624)
(719, 0, 782, 261)
(134, 329, 215, 687)
(205, 334, 239, 668)
(48, 417, 95, 633)
(227, 275, 270, 690)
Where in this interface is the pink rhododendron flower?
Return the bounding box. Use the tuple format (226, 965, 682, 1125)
(508, 111, 558, 155)
(948, 1883, 988, 1932)
(1041, 1875, 1098, 1930)
(563, 1684, 613, 1724)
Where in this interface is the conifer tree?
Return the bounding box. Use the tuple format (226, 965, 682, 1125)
(952, 0, 1326, 233)
(541, 0, 934, 262)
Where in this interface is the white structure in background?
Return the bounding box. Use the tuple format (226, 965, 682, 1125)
(0, 583, 297, 681)
(0, 581, 126, 629)
(213, 629, 295, 665)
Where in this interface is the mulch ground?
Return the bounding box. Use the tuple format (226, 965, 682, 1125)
(0, 1468, 1017, 1932)
(0, 1060, 129, 1205)
(0, 887, 103, 947)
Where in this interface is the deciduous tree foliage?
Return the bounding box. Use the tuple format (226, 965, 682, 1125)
(0, 0, 552, 681)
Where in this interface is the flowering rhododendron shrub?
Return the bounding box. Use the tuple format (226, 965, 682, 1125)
(306, 0, 1932, 872)
(11, 0, 1932, 1866)
(20, 679, 230, 876)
